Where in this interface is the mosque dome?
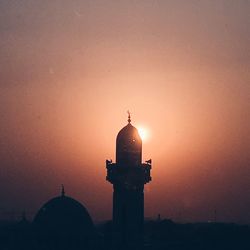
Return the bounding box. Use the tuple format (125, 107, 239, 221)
(116, 113, 142, 166)
(33, 188, 94, 249)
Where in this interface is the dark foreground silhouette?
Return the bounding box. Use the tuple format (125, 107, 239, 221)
(0, 116, 249, 250)
(1, 218, 249, 250)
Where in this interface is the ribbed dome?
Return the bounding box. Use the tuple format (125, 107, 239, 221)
(33, 195, 94, 249)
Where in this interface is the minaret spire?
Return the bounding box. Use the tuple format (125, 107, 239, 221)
(21, 211, 27, 221)
(127, 110, 131, 123)
(61, 184, 65, 197)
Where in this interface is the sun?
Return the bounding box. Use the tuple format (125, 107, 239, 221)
(138, 127, 149, 141)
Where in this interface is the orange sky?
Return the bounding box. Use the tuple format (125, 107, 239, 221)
(0, 0, 249, 223)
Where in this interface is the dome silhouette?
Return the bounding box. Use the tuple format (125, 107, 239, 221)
(117, 123, 141, 142)
(33, 192, 94, 249)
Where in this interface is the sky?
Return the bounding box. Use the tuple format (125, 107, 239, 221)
(0, 0, 249, 223)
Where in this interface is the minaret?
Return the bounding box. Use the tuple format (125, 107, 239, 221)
(106, 113, 152, 249)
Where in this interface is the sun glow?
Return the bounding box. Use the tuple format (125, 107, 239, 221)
(138, 127, 149, 141)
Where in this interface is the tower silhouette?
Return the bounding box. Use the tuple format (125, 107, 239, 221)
(106, 113, 152, 249)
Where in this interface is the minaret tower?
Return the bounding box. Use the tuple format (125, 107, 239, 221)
(106, 113, 152, 249)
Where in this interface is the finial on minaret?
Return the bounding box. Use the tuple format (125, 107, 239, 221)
(61, 184, 65, 197)
(127, 110, 131, 123)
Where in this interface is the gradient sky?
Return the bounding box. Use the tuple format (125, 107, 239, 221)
(0, 0, 249, 223)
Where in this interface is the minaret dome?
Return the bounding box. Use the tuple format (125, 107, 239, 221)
(116, 114, 142, 166)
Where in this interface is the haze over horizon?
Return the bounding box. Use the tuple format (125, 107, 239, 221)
(0, 0, 249, 224)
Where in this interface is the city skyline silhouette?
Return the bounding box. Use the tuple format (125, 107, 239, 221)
(0, 115, 249, 249)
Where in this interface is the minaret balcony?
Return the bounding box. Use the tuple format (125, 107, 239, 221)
(106, 161, 151, 185)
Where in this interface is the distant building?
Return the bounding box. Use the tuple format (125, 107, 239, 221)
(106, 113, 152, 249)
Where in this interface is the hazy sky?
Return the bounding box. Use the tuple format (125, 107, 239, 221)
(0, 0, 249, 223)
